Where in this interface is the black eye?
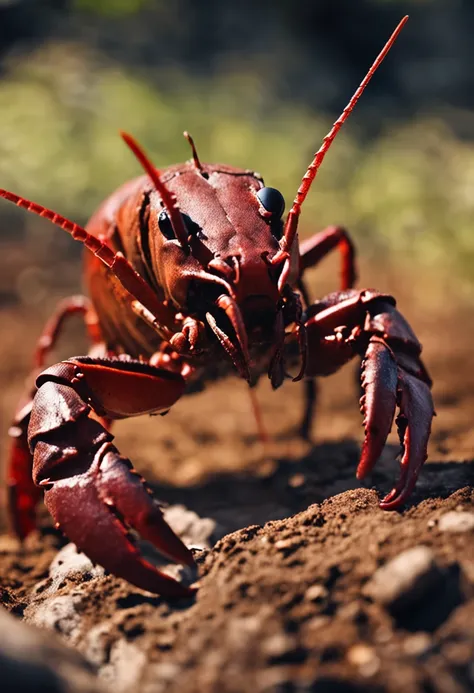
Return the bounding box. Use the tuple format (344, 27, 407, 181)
(257, 187, 285, 218)
(182, 213, 203, 239)
(158, 210, 176, 240)
(257, 187, 285, 240)
(158, 211, 203, 241)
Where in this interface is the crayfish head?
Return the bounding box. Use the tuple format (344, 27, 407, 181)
(147, 164, 299, 380)
(122, 132, 298, 381)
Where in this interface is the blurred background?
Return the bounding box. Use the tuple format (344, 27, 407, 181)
(1, 0, 474, 510)
(1, 0, 474, 306)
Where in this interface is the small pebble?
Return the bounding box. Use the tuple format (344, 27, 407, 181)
(306, 615, 331, 631)
(274, 538, 301, 556)
(364, 546, 441, 611)
(275, 539, 292, 550)
(403, 633, 432, 656)
(25, 594, 84, 640)
(374, 627, 393, 644)
(347, 644, 380, 677)
(256, 459, 277, 478)
(163, 505, 219, 548)
(142, 662, 182, 693)
(338, 602, 365, 623)
(438, 511, 474, 534)
(82, 622, 113, 667)
(48, 544, 104, 591)
(99, 638, 147, 692)
(262, 633, 296, 658)
(304, 584, 328, 602)
(288, 473, 306, 488)
(160, 561, 199, 588)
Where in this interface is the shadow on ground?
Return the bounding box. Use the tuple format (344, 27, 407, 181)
(149, 440, 474, 538)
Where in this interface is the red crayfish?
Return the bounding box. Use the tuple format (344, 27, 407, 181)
(1, 16, 434, 597)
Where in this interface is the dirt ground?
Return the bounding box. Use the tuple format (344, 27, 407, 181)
(0, 261, 473, 693)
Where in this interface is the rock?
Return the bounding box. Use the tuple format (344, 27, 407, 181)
(288, 473, 306, 488)
(438, 511, 474, 534)
(30, 543, 106, 597)
(363, 546, 442, 611)
(24, 544, 105, 646)
(262, 633, 297, 659)
(82, 623, 115, 668)
(99, 638, 147, 693)
(274, 537, 302, 556)
(141, 662, 182, 693)
(306, 615, 331, 631)
(154, 559, 199, 589)
(0, 606, 103, 693)
(347, 644, 380, 677)
(403, 633, 432, 656)
(304, 584, 328, 602)
(50, 544, 105, 582)
(163, 505, 220, 549)
(25, 593, 85, 641)
(262, 633, 307, 665)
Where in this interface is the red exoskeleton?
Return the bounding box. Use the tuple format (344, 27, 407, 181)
(1, 16, 434, 597)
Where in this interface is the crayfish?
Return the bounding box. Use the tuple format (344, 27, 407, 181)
(1, 16, 434, 597)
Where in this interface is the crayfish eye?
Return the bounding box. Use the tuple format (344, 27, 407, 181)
(257, 187, 285, 240)
(257, 187, 285, 218)
(158, 210, 176, 240)
(182, 213, 204, 239)
(158, 210, 203, 241)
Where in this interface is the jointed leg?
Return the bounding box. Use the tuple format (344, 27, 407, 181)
(299, 225, 357, 290)
(7, 296, 103, 539)
(299, 379, 318, 441)
(296, 227, 357, 439)
(296, 277, 317, 440)
(34, 295, 102, 368)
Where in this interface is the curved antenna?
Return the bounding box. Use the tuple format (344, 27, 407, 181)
(282, 15, 409, 253)
(183, 131, 203, 172)
(120, 131, 189, 251)
(0, 189, 176, 338)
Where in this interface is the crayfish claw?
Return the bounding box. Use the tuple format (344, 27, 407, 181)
(97, 447, 195, 568)
(356, 334, 434, 510)
(379, 372, 434, 510)
(357, 338, 398, 480)
(44, 442, 195, 597)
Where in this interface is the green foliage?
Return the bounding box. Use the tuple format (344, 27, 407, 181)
(1, 44, 474, 289)
(73, 0, 154, 16)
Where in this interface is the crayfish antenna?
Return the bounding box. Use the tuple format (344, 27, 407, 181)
(183, 131, 203, 172)
(120, 131, 190, 251)
(282, 15, 409, 253)
(0, 189, 176, 337)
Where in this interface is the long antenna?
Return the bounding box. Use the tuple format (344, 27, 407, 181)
(120, 132, 190, 251)
(282, 15, 409, 252)
(0, 189, 176, 337)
